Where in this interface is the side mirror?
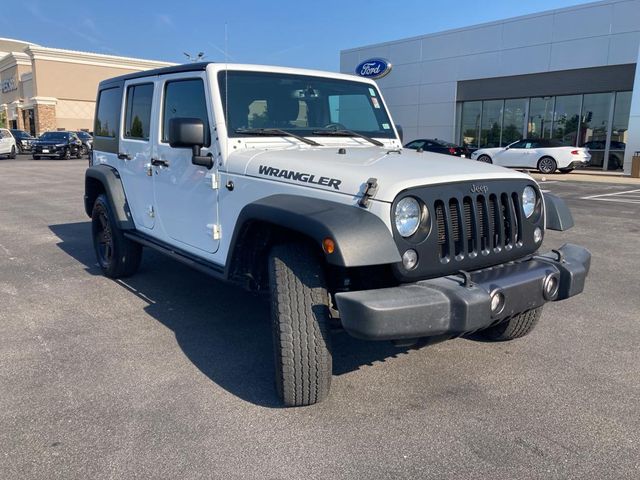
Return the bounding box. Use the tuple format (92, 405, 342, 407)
(395, 124, 403, 143)
(168, 117, 213, 169)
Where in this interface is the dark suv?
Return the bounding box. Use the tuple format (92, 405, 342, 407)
(10, 129, 35, 153)
(73, 131, 94, 157)
(32, 131, 83, 160)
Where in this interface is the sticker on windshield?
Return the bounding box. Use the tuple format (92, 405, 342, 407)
(382, 123, 390, 129)
(371, 97, 380, 109)
(369, 88, 376, 97)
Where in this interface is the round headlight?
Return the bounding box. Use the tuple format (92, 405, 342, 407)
(395, 197, 421, 237)
(522, 186, 537, 218)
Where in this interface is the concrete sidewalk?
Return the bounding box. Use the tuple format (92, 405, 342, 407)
(529, 169, 640, 185)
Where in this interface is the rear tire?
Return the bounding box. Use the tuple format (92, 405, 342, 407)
(91, 194, 142, 279)
(478, 155, 492, 164)
(478, 307, 543, 341)
(268, 243, 332, 407)
(537, 156, 557, 174)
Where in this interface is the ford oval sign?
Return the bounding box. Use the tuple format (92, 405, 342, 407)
(355, 58, 392, 79)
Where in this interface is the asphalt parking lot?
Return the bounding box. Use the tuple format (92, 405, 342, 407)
(1, 155, 639, 479)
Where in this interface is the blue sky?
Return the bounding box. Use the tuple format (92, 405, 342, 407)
(2, 0, 590, 70)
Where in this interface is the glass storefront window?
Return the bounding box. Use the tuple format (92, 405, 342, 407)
(460, 101, 481, 149)
(579, 92, 613, 168)
(608, 91, 632, 171)
(552, 95, 581, 146)
(528, 97, 554, 139)
(480, 100, 503, 148)
(501, 98, 526, 146)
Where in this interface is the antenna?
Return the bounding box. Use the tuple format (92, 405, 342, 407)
(225, 22, 229, 134)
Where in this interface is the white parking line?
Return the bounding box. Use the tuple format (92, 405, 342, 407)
(580, 189, 640, 204)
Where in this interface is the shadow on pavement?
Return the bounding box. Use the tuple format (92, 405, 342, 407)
(50, 221, 420, 407)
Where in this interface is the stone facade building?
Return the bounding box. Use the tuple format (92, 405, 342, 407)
(0, 38, 173, 135)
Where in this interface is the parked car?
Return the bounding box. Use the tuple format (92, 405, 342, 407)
(10, 129, 35, 153)
(0, 128, 17, 159)
(582, 140, 625, 170)
(73, 131, 94, 156)
(32, 131, 84, 160)
(470, 138, 591, 174)
(405, 138, 470, 157)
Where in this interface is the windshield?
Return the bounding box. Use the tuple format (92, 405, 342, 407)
(11, 130, 31, 139)
(218, 71, 395, 139)
(76, 132, 92, 139)
(39, 132, 68, 141)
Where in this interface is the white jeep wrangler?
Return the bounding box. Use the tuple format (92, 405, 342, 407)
(85, 62, 590, 406)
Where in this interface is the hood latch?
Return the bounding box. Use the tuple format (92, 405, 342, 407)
(358, 178, 378, 208)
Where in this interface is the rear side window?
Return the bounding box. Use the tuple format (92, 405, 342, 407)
(95, 88, 121, 138)
(162, 79, 209, 145)
(124, 83, 154, 140)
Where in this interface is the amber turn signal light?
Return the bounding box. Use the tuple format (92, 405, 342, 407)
(322, 238, 335, 254)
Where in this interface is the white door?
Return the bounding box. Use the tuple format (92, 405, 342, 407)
(153, 73, 220, 254)
(0, 130, 10, 154)
(118, 80, 157, 230)
(493, 140, 532, 167)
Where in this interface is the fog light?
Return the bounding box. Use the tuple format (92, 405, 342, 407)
(534, 227, 543, 243)
(543, 274, 559, 300)
(490, 290, 505, 315)
(402, 249, 418, 270)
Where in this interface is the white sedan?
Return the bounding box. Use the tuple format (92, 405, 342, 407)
(470, 139, 591, 174)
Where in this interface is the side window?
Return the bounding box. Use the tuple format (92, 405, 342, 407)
(124, 83, 154, 140)
(510, 140, 526, 149)
(162, 78, 209, 146)
(95, 88, 120, 138)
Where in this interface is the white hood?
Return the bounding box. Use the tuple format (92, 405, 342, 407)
(225, 145, 532, 203)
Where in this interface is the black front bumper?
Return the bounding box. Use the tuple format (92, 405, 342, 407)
(335, 244, 590, 340)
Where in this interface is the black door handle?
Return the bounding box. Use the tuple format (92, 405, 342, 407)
(151, 158, 170, 167)
(117, 152, 131, 160)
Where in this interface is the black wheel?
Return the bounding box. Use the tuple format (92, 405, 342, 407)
(62, 148, 71, 160)
(268, 242, 332, 407)
(91, 194, 142, 278)
(478, 155, 492, 164)
(537, 156, 557, 174)
(32, 155, 40, 160)
(9, 146, 16, 159)
(76, 148, 82, 159)
(478, 307, 543, 341)
(559, 168, 574, 174)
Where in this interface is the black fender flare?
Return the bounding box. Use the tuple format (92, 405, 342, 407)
(543, 192, 574, 231)
(228, 194, 401, 268)
(84, 165, 134, 229)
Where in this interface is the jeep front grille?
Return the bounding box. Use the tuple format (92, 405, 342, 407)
(434, 193, 522, 261)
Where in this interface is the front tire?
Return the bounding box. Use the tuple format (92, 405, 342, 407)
(268, 243, 332, 407)
(537, 156, 557, 174)
(478, 307, 542, 341)
(9, 146, 16, 159)
(91, 194, 142, 278)
(62, 148, 71, 160)
(478, 155, 492, 164)
(32, 155, 40, 160)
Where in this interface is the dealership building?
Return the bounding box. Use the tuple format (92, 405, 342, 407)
(341, 0, 640, 173)
(0, 38, 173, 136)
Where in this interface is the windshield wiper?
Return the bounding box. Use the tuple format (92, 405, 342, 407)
(311, 129, 384, 147)
(234, 128, 322, 147)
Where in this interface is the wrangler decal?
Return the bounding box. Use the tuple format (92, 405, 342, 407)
(258, 165, 342, 190)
